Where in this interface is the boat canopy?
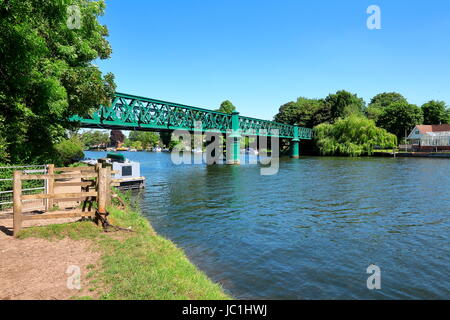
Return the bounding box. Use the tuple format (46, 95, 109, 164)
(106, 153, 126, 163)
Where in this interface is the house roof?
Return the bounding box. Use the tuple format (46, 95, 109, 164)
(415, 124, 450, 134)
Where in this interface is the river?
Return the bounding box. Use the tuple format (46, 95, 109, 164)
(85, 151, 449, 299)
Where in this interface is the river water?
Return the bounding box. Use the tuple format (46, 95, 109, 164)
(86, 151, 449, 299)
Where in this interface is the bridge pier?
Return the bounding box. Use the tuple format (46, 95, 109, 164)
(291, 126, 300, 158)
(227, 112, 241, 165)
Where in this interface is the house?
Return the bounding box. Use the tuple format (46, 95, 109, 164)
(407, 124, 450, 151)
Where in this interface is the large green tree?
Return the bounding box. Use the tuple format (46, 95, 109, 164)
(274, 91, 365, 128)
(314, 116, 397, 156)
(128, 131, 160, 150)
(80, 130, 110, 149)
(421, 100, 448, 125)
(323, 90, 366, 121)
(367, 92, 407, 121)
(376, 102, 423, 139)
(274, 97, 326, 127)
(0, 0, 115, 164)
(216, 100, 236, 114)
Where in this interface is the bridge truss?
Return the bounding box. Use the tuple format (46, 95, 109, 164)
(70, 92, 313, 163)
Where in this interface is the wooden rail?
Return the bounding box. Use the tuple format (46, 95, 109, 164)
(12, 165, 115, 237)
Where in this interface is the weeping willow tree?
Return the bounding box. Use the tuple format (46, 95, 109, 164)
(314, 116, 397, 156)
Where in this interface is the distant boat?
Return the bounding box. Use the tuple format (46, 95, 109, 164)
(192, 147, 203, 154)
(153, 146, 162, 152)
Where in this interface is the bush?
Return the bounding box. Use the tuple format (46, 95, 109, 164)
(314, 116, 397, 156)
(0, 136, 9, 163)
(54, 138, 85, 166)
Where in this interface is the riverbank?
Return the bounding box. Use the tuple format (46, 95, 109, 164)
(373, 151, 450, 158)
(1, 193, 230, 300)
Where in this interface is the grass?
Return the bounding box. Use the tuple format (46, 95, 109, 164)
(18, 193, 231, 300)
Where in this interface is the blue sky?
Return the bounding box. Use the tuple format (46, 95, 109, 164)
(96, 0, 450, 120)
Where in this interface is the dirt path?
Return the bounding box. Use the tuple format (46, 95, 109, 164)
(0, 219, 100, 300)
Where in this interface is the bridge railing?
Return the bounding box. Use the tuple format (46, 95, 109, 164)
(73, 92, 233, 133)
(238, 116, 295, 138)
(70, 92, 313, 139)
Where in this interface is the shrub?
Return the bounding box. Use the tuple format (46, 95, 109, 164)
(54, 138, 85, 166)
(314, 116, 397, 156)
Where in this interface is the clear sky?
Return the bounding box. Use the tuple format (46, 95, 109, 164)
(96, 0, 450, 121)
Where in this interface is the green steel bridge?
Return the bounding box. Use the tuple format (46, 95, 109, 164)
(70, 92, 312, 164)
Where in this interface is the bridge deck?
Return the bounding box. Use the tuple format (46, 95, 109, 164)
(70, 92, 313, 139)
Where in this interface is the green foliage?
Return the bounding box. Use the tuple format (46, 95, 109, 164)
(376, 102, 423, 139)
(127, 131, 160, 150)
(314, 116, 397, 156)
(324, 90, 366, 120)
(0, 116, 9, 162)
(421, 100, 448, 125)
(0, 164, 44, 193)
(54, 137, 84, 166)
(0, 0, 116, 164)
(367, 92, 407, 121)
(274, 98, 326, 127)
(168, 139, 182, 151)
(129, 140, 143, 150)
(274, 91, 365, 128)
(0, 137, 9, 164)
(80, 130, 110, 149)
(216, 100, 236, 114)
(240, 136, 256, 148)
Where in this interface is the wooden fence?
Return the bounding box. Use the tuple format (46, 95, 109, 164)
(12, 164, 117, 237)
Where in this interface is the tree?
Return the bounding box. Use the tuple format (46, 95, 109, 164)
(274, 91, 364, 128)
(274, 98, 327, 127)
(367, 92, 407, 121)
(0, 136, 8, 163)
(216, 100, 236, 114)
(323, 90, 366, 121)
(110, 130, 125, 147)
(376, 102, 423, 139)
(421, 100, 448, 124)
(54, 137, 84, 166)
(0, 0, 115, 164)
(314, 116, 397, 156)
(128, 131, 160, 150)
(80, 130, 110, 149)
(0, 116, 9, 162)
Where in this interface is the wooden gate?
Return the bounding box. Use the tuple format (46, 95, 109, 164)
(12, 164, 115, 237)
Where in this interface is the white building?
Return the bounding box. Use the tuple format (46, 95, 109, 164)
(407, 125, 450, 151)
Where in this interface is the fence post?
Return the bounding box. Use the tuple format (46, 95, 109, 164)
(13, 170, 22, 237)
(105, 166, 112, 208)
(46, 164, 54, 211)
(97, 166, 107, 215)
